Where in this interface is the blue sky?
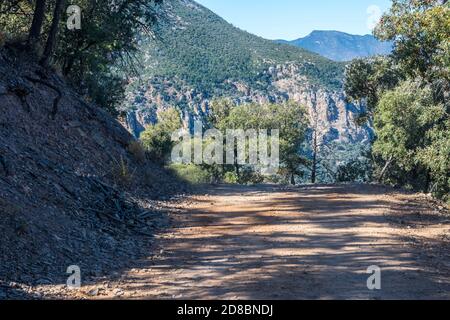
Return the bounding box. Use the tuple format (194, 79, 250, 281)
(195, 0, 392, 40)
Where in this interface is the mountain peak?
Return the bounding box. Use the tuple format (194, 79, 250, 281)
(283, 30, 393, 61)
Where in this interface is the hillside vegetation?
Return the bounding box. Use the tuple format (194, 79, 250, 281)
(129, 0, 344, 100)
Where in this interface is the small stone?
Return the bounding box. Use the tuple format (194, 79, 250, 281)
(87, 288, 99, 296)
(33, 292, 43, 299)
(0, 85, 6, 96)
(113, 288, 124, 297)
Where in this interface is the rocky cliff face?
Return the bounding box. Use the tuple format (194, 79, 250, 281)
(125, 63, 372, 144)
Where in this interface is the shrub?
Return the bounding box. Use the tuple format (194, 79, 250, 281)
(237, 167, 264, 185)
(111, 156, 135, 187)
(223, 172, 238, 184)
(127, 140, 146, 164)
(141, 108, 182, 164)
(169, 164, 211, 184)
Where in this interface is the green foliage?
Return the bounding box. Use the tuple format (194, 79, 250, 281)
(313, 141, 373, 183)
(207, 98, 234, 128)
(374, 0, 450, 83)
(336, 160, 371, 183)
(0, 0, 164, 114)
(417, 121, 450, 200)
(374, 80, 449, 197)
(344, 0, 449, 200)
(140, 108, 182, 163)
(344, 56, 403, 111)
(168, 164, 212, 185)
(56, 0, 164, 113)
(0, 1, 33, 38)
(236, 167, 264, 185)
(210, 99, 309, 184)
(223, 171, 239, 184)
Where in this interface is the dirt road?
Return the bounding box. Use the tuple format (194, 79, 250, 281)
(89, 184, 447, 300)
(38, 184, 447, 300)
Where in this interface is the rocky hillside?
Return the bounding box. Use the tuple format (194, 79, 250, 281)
(123, 0, 372, 143)
(0, 46, 186, 299)
(278, 30, 393, 62)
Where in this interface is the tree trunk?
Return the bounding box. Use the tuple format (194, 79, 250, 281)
(234, 160, 240, 178)
(290, 173, 295, 186)
(40, 0, 65, 67)
(234, 146, 240, 178)
(28, 0, 47, 48)
(311, 130, 318, 184)
(377, 157, 393, 183)
(424, 169, 432, 193)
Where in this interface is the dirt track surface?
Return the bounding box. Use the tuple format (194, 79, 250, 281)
(29, 184, 450, 300)
(90, 184, 447, 300)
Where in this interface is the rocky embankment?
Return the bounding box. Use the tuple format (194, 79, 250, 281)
(0, 46, 187, 299)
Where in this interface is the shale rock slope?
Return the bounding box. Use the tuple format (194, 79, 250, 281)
(0, 46, 186, 299)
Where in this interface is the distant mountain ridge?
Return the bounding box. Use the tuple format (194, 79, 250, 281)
(278, 30, 393, 61)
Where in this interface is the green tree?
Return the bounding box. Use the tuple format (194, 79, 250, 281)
(374, 80, 449, 195)
(374, 0, 450, 83)
(344, 0, 449, 201)
(0, 0, 165, 114)
(141, 108, 182, 163)
(212, 100, 309, 184)
(345, 56, 403, 114)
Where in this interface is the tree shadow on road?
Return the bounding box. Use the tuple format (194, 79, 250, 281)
(123, 184, 450, 300)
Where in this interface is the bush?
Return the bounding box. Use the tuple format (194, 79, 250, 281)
(336, 159, 372, 183)
(238, 167, 264, 185)
(111, 156, 135, 187)
(127, 140, 146, 164)
(169, 164, 212, 184)
(223, 169, 264, 185)
(141, 108, 182, 164)
(223, 172, 238, 184)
